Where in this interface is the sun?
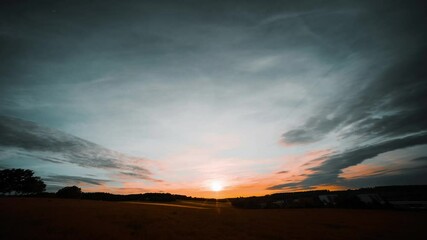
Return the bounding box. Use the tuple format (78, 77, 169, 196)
(210, 181, 223, 192)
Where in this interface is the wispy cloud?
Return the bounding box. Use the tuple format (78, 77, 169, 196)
(282, 50, 427, 145)
(45, 175, 110, 186)
(412, 156, 427, 162)
(271, 133, 427, 190)
(274, 43, 427, 190)
(0, 115, 151, 179)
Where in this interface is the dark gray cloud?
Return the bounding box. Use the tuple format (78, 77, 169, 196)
(11, 152, 65, 164)
(412, 156, 427, 162)
(274, 164, 427, 191)
(341, 165, 427, 189)
(282, 117, 343, 144)
(0, 115, 151, 178)
(280, 0, 427, 145)
(45, 175, 109, 186)
(276, 2, 427, 189)
(282, 48, 427, 145)
(276, 47, 427, 189)
(270, 133, 427, 190)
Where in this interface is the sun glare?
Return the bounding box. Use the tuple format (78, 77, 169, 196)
(210, 181, 223, 192)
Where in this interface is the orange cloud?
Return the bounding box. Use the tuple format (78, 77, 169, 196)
(340, 164, 388, 180)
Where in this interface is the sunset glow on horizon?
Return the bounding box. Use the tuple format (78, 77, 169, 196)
(1, 0, 426, 198)
(210, 181, 224, 192)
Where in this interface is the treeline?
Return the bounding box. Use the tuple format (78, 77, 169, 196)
(81, 192, 223, 202)
(229, 185, 427, 209)
(53, 185, 219, 202)
(40, 186, 225, 203)
(39, 185, 192, 202)
(0, 169, 45, 195)
(82, 192, 189, 202)
(0, 168, 199, 202)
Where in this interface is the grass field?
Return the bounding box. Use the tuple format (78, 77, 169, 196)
(1, 198, 426, 240)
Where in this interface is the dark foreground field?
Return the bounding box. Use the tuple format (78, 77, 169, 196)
(1, 198, 426, 240)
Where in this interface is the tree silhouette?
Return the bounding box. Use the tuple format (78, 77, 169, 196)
(0, 168, 46, 195)
(56, 186, 82, 199)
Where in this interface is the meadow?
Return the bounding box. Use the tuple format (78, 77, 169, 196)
(1, 198, 426, 240)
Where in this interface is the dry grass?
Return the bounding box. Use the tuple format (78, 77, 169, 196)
(1, 198, 426, 240)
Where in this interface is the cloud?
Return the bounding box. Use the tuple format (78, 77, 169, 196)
(0, 115, 151, 178)
(340, 164, 389, 180)
(282, 49, 427, 145)
(258, 8, 362, 26)
(45, 175, 109, 186)
(282, 117, 342, 144)
(270, 133, 427, 190)
(341, 164, 427, 188)
(412, 156, 427, 162)
(274, 2, 427, 190)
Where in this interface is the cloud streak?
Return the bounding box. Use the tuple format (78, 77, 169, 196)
(45, 175, 109, 186)
(0, 115, 151, 179)
(276, 26, 427, 189)
(270, 133, 427, 190)
(282, 49, 427, 145)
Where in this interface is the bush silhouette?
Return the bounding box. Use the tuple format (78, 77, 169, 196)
(0, 168, 46, 195)
(56, 186, 82, 199)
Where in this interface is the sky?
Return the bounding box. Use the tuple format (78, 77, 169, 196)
(1, 0, 426, 198)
